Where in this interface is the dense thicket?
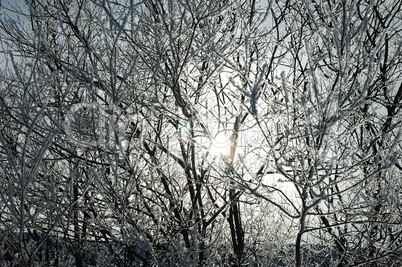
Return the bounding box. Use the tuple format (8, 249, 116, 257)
(1, 0, 401, 266)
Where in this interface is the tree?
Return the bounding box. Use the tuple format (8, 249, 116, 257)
(0, 0, 401, 266)
(236, 0, 402, 265)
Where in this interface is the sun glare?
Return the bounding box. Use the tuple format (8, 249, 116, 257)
(210, 131, 230, 157)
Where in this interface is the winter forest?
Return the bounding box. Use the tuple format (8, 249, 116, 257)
(0, 0, 401, 266)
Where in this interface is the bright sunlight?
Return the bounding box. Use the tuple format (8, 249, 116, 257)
(209, 131, 230, 158)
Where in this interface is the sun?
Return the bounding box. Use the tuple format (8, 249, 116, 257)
(209, 131, 230, 158)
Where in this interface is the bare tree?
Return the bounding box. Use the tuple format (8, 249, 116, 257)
(1, 0, 401, 266)
(236, 0, 402, 265)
